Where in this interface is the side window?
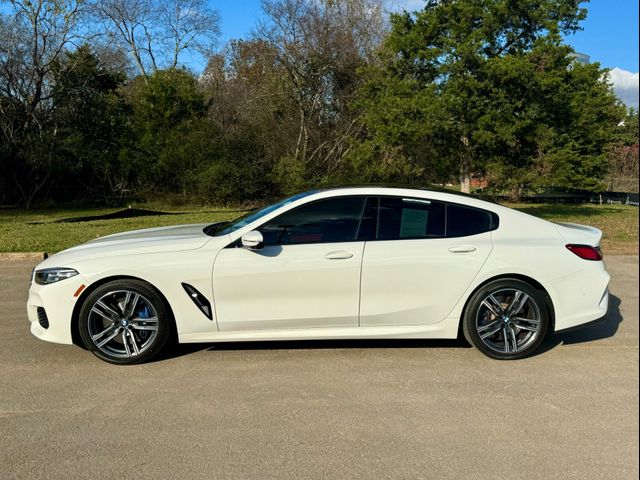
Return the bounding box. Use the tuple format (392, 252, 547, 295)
(376, 197, 446, 240)
(259, 197, 366, 245)
(446, 204, 496, 237)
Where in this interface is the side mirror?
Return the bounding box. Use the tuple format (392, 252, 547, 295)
(241, 230, 264, 249)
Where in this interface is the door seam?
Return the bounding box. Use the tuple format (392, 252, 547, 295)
(357, 241, 367, 327)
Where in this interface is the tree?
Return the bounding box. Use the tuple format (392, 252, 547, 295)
(255, 0, 386, 192)
(127, 68, 210, 193)
(606, 109, 639, 192)
(51, 45, 131, 202)
(0, 0, 89, 206)
(93, 0, 220, 79)
(351, 0, 623, 196)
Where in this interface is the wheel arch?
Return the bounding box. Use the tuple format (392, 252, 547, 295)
(70, 275, 177, 347)
(458, 273, 556, 337)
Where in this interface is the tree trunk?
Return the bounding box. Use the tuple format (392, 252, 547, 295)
(460, 135, 471, 194)
(460, 161, 471, 194)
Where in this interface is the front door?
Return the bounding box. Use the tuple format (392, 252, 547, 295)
(213, 196, 368, 331)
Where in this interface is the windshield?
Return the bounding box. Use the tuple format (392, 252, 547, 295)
(204, 190, 319, 237)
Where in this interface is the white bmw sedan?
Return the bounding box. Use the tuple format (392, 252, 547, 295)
(27, 187, 610, 364)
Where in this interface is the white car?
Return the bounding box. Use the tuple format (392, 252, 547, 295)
(27, 187, 610, 364)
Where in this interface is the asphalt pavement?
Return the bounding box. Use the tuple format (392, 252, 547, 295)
(1, 256, 638, 479)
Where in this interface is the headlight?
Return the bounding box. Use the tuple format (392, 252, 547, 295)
(34, 268, 79, 285)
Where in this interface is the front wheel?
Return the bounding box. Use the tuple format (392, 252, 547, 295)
(462, 279, 550, 360)
(78, 280, 173, 365)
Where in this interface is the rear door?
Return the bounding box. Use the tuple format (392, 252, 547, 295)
(359, 197, 495, 326)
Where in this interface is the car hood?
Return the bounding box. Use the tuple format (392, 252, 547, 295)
(39, 223, 218, 268)
(85, 223, 211, 246)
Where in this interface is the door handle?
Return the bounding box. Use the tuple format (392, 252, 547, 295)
(448, 245, 477, 253)
(325, 251, 354, 260)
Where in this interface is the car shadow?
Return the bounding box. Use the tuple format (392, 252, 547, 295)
(159, 337, 471, 361)
(536, 293, 623, 355)
(157, 294, 623, 362)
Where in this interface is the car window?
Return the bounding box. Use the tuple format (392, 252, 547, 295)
(259, 197, 366, 245)
(376, 197, 446, 240)
(206, 190, 319, 236)
(446, 204, 495, 237)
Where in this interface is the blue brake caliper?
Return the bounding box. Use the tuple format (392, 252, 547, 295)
(135, 304, 151, 319)
(134, 304, 152, 339)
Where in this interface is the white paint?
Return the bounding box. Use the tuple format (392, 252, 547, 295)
(27, 187, 610, 356)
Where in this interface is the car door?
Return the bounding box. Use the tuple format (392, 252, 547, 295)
(213, 196, 367, 331)
(359, 196, 495, 326)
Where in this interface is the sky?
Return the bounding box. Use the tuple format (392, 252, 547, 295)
(212, 0, 639, 108)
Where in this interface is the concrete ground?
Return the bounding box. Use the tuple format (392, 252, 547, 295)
(1, 257, 638, 480)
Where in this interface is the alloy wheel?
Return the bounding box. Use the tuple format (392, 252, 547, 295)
(475, 288, 542, 355)
(86, 289, 159, 359)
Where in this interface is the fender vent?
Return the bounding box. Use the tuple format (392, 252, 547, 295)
(37, 307, 49, 329)
(181, 283, 213, 320)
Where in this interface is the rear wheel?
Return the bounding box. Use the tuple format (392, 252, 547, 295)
(463, 279, 550, 360)
(78, 280, 173, 365)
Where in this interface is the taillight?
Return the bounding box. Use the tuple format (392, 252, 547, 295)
(566, 244, 603, 261)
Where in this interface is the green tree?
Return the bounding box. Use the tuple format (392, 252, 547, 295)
(0, 0, 88, 206)
(51, 45, 131, 201)
(605, 109, 639, 192)
(127, 68, 209, 193)
(350, 0, 624, 197)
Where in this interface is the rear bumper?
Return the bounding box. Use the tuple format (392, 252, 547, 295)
(554, 313, 608, 334)
(546, 263, 610, 332)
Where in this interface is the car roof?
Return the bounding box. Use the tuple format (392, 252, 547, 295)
(297, 185, 502, 210)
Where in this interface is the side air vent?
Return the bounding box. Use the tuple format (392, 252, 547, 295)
(181, 283, 213, 320)
(37, 307, 49, 329)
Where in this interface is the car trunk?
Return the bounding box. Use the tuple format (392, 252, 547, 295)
(554, 222, 603, 247)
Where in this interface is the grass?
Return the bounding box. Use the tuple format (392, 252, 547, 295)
(507, 203, 638, 254)
(0, 206, 242, 254)
(0, 202, 637, 255)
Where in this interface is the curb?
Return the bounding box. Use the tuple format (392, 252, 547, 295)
(0, 252, 45, 261)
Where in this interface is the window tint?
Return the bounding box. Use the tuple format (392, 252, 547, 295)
(376, 197, 446, 240)
(207, 190, 318, 236)
(446, 204, 494, 237)
(356, 197, 378, 241)
(259, 197, 366, 245)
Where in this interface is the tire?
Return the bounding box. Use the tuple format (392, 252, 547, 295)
(462, 279, 550, 360)
(78, 279, 173, 365)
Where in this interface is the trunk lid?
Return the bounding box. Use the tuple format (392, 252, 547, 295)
(554, 222, 603, 247)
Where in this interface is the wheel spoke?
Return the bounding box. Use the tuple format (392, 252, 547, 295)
(123, 292, 140, 318)
(95, 327, 121, 348)
(122, 330, 131, 357)
(508, 292, 529, 316)
(130, 316, 158, 331)
(478, 320, 502, 339)
(95, 300, 120, 320)
(130, 324, 158, 331)
(502, 326, 510, 353)
(92, 324, 118, 342)
(508, 326, 518, 352)
(483, 295, 505, 317)
(91, 306, 117, 323)
(127, 330, 140, 356)
(131, 316, 158, 324)
(513, 316, 540, 325)
(512, 320, 538, 332)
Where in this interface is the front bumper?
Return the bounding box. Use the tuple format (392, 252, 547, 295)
(27, 274, 88, 345)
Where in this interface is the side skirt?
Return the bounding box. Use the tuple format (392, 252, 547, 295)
(178, 317, 460, 343)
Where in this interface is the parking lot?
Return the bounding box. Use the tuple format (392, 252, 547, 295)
(1, 256, 638, 479)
